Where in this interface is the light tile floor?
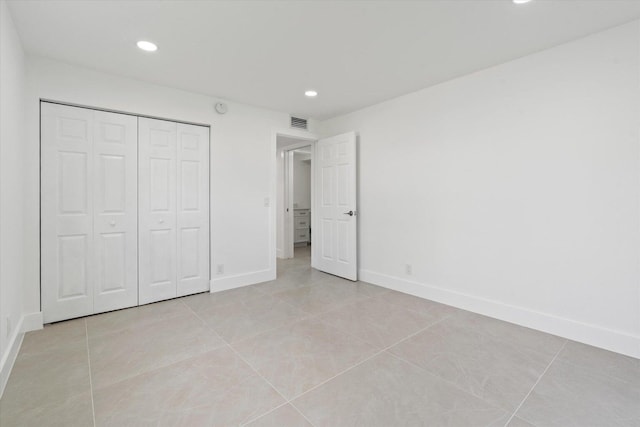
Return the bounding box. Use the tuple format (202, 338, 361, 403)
(1, 246, 639, 426)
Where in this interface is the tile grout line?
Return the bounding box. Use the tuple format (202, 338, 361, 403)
(193, 283, 384, 426)
(383, 308, 575, 418)
(202, 286, 381, 350)
(288, 402, 318, 427)
(385, 328, 569, 424)
(193, 287, 314, 347)
(268, 283, 376, 316)
(313, 307, 457, 353)
(233, 289, 376, 347)
(180, 299, 317, 426)
(224, 343, 291, 405)
(83, 302, 230, 392)
(181, 275, 383, 426)
(183, 270, 450, 425)
(503, 339, 568, 426)
(286, 314, 453, 405)
(238, 401, 291, 427)
(384, 350, 510, 420)
(543, 346, 639, 387)
(84, 319, 97, 427)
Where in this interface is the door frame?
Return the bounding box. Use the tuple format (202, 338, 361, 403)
(271, 129, 318, 271)
(282, 142, 314, 259)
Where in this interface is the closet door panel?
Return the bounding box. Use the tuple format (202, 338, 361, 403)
(139, 118, 178, 304)
(93, 111, 138, 313)
(41, 103, 94, 323)
(176, 124, 210, 297)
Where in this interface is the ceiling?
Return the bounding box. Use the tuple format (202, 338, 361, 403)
(8, 1, 640, 120)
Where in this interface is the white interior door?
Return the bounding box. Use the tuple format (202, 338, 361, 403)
(176, 123, 210, 296)
(93, 111, 138, 313)
(138, 118, 178, 304)
(314, 132, 358, 281)
(42, 103, 95, 322)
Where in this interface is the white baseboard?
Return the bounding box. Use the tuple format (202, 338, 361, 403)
(0, 316, 24, 399)
(210, 268, 276, 293)
(359, 269, 640, 359)
(22, 312, 43, 332)
(276, 248, 284, 259)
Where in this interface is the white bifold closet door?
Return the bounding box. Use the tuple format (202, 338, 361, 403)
(41, 103, 138, 323)
(138, 118, 210, 304)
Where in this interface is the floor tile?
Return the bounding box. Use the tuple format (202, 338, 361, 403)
(389, 316, 553, 412)
(198, 294, 308, 343)
(256, 269, 322, 295)
(0, 390, 94, 427)
(86, 299, 190, 338)
(273, 280, 369, 315)
(4, 249, 638, 427)
(19, 318, 87, 355)
(182, 286, 267, 314)
(278, 247, 311, 264)
(450, 310, 566, 359)
(515, 360, 640, 427)
(89, 312, 225, 389)
(317, 296, 447, 349)
(557, 340, 640, 385)
(276, 258, 313, 272)
(234, 318, 377, 400)
(320, 277, 390, 297)
(1, 338, 91, 412)
(293, 351, 507, 427)
(507, 417, 537, 427)
(486, 414, 515, 427)
(245, 404, 313, 427)
(93, 347, 284, 427)
(379, 289, 461, 316)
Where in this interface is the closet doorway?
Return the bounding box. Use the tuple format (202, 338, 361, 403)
(40, 101, 211, 323)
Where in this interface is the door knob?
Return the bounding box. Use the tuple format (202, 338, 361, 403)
(159, 219, 165, 224)
(343, 210, 354, 216)
(109, 221, 116, 226)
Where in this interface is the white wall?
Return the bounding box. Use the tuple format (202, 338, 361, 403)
(0, 0, 26, 394)
(292, 152, 311, 209)
(321, 21, 640, 358)
(23, 56, 318, 316)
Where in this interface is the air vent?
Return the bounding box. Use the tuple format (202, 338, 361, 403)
(290, 116, 308, 130)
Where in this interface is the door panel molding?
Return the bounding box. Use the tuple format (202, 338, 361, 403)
(314, 132, 358, 281)
(41, 101, 211, 323)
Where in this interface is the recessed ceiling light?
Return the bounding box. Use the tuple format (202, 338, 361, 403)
(137, 41, 158, 52)
(513, 0, 532, 4)
(305, 90, 318, 97)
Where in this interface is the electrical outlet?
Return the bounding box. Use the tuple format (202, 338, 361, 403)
(216, 264, 224, 275)
(405, 264, 412, 275)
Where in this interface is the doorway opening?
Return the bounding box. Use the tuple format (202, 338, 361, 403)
(273, 130, 358, 281)
(276, 135, 316, 266)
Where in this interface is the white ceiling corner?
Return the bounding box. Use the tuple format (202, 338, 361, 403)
(8, 0, 640, 120)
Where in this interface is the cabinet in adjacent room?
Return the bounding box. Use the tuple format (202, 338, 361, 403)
(294, 209, 311, 245)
